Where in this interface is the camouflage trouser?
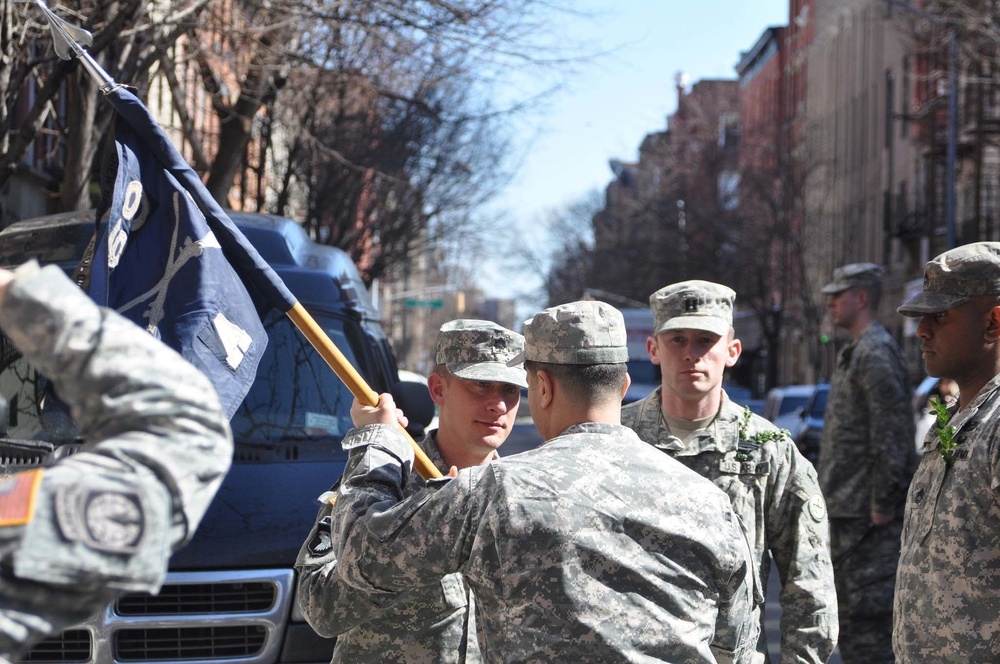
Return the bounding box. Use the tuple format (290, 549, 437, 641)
(829, 517, 902, 663)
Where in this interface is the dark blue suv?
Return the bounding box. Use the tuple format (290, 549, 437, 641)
(0, 211, 430, 664)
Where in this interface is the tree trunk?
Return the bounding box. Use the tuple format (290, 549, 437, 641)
(60, 71, 101, 211)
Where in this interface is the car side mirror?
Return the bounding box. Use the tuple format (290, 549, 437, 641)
(0, 394, 8, 437)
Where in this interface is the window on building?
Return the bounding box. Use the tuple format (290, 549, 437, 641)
(718, 171, 740, 211)
(718, 113, 741, 150)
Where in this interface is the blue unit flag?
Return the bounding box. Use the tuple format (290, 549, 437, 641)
(89, 88, 297, 418)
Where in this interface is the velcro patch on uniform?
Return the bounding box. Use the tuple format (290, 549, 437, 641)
(0, 469, 43, 527)
(307, 516, 333, 557)
(808, 494, 827, 522)
(54, 486, 146, 554)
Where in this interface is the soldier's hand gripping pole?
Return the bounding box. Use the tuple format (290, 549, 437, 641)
(287, 304, 443, 479)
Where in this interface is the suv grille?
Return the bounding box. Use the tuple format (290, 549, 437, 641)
(23, 630, 89, 663)
(24, 569, 294, 664)
(115, 626, 268, 660)
(116, 582, 276, 615)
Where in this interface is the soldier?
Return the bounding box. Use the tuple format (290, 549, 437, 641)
(818, 263, 917, 662)
(296, 319, 527, 663)
(326, 301, 759, 662)
(620, 280, 837, 664)
(0, 261, 232, 658)
(894, 243, 1000, 662)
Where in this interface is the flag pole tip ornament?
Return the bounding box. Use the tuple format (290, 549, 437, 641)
(33, 0, 115, 93)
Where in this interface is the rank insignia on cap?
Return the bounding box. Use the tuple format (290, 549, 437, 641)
(0, 469, 43, 527)
(684, 297, 701, 313)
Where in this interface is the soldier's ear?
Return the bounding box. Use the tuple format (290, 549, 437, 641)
(725, 337, 742, 368)
(427, 371, 448, 406)
(646, 336, 661, 365)
(535, 369, 554, 409)
(984, 305, 1000, 343)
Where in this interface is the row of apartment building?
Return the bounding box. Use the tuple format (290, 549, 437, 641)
(591, 0, 1000, 390)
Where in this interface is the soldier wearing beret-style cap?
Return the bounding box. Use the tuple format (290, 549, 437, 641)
(819, 261, 916, 664)
(622, 279, 837, 664)
(319, 300, 760, 663)
(893, 242, 1000, 663)
(297, 319, 525, 663)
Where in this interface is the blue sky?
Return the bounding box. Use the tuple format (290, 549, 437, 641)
(477, 0, 789, 311)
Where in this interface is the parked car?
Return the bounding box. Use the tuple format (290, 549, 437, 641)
(793, 383, 829, 466)
(395, 369, 439, 437)
(724, 382, 766, 415)
(762, 384, 815, 434)
(620, 308, 659, 405)
(624, 358, 661, 404)
(0, 210, 434, 663)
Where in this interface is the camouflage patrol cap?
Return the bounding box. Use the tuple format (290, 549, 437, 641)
(898, 242, 1000, 316)
(821, 262, 883, 295)
(435, 319, 527, 388)
(650, 280, 735, 337)
(509, 301, 628, 365)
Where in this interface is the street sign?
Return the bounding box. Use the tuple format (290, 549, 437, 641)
(404, 298, 444, 309)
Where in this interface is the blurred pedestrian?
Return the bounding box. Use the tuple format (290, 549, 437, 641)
(894, 242, 1000, 662)
(296, 319, 526, 663)
(621, 280, 837, 664)
(327, 301, 760, 662)
(0, 261, 232, 658)
(818, 262, 917, 662)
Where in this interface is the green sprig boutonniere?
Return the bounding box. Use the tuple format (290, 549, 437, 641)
(738, 406, 789, 445)
(929, 396, 958, 464)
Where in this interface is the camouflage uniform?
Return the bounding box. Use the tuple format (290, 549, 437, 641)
(328, 301, 760, 663)
(893, 375, 1000, 661)
(621, 280, 837, 664)
(819, 264, 916, 662)
(296, 320, 524, 663)
(621, 390, 837, 664)
(297, 432, 484, 663)
(893, 243, 1000, 662)
(0, 262, 232, 659)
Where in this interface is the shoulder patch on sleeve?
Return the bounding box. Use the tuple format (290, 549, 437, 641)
(307, 515, 334, 556)
(0, 469, 43, 527)
(808, 494, 828, 522)
(55, 486, 145, 554)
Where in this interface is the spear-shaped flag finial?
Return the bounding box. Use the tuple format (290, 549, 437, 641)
(32, 0, 115, 93)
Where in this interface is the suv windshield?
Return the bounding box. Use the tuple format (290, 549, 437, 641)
(0, 309, 366, 448)
(231, 310, 365, 445)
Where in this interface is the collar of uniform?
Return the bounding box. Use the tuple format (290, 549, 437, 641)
(420, 430, 450, 476)
(639, 388, 742, 456)
(422, 429, 500, 476)
(559, 421, 636, 438)
(840, 321, 884, 368)
(949, 371, 1000, 435)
